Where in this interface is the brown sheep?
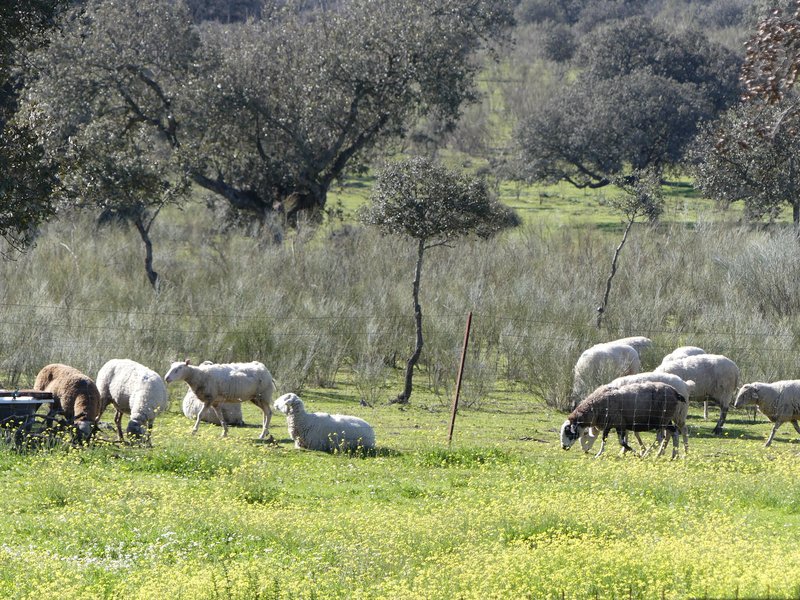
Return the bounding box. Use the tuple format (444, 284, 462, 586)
(33, 363, 102, 441)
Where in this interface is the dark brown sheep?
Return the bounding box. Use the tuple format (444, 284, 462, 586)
(560, 381, 686, 459)
(33, 363, 102, 441)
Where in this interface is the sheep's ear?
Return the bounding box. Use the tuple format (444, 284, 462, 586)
(184, 358, 190, 365)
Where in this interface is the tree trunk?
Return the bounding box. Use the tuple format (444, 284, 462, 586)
(596, 217, 635, 329)
(393, 238, 425, 404)
(134, 219, 159, 291)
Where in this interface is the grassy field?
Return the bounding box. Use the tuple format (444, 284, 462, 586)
(2, 376, 800, 600)
(3, 174, 800, 598)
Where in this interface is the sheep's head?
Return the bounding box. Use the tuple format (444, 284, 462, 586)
(273, 393, 303, 415)
(734, 384, 759, 408)
(126, 418, 146, 437)
(164, 361, 189, 384)
(560, 419, 584, 450)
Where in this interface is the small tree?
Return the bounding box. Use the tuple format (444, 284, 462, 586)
(596, 168, 664, 329)
(359, 157, 519, 404)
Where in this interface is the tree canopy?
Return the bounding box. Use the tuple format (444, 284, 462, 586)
(0, 0, 68, 253)
(514, 16, 741, 190)
(19, 0, 515, 227)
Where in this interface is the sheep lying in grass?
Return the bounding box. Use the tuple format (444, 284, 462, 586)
(164, 360, 276, 439)
(734, 381, 800, 447)
(570, 342, 641, 406)
(96, 358, 168, 441)
(655, 354, 739, 435)
(560, 382, 685, 459)
(182, 388, 245, 427)
(273, 392, 375, 452)
(33, 363, 101, 441)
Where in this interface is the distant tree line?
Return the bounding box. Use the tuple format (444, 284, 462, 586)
(5, 0, 800, 264)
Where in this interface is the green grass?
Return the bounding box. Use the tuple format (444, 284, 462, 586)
(1, 379, 799, 599)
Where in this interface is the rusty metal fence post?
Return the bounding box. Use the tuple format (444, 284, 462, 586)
(447, 311, 472, 447)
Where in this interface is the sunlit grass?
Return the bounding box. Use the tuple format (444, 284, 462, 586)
(1, 380, 799, 599)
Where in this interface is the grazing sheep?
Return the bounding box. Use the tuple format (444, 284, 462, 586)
(273, 392, 375, 452)
(655, 354, 740, 435)
(612, 336, 653, 358)
(571, 342, 641, 406)
(96, 359, 168, 441)
(734, 381, 800, 447)
(33, 363, 101, 441)
(660, 346, 706, 366)
(560, 382, 685, 458)
(606, 372, 695, 454)
(182, 388, 245, 427)
(164, 360, 275, 439)
(659, 346, 710, 416)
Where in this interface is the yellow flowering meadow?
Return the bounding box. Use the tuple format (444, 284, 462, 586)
(1, 390, 799, 599)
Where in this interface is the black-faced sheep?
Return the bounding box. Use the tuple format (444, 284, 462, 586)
(560, 381, 685, 459)
(570, 342, 641, 406)
(655, 353, 740, 435)
(734, 381, 800, 447)
(607, 372, 695, 454)
(273, 393, 375, 452)
(33, 363, 102, 441)
(96, 358, 168, 441)
(164, 360, 275, 439)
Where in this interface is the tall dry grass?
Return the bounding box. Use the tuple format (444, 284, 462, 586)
(2, 205, 800, 410)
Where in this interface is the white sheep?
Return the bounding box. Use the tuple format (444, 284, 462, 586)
(660, 345, 706, 366)
(606, 372, 695, 454)
(182, 388, 245, 427)
(164, 360, 276, 439)
(655, 353, 740, 435)
(273, 392, 375, 452)
(612, 336, 653, 358)
(571, 342, 641, 406)
(96, 358, 169, 441)
(734, 381, 800, 447)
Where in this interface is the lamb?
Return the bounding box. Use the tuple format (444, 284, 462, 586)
(273, 392, 375, 452)
(33, 363, 102, 441)
(182, 388, 245, 427)
(560, 381, 685, 459)
(605, 372, 694, 454)
(570, 342, 641, 406)
(96, 358, 168, 441)
(655, 353, 740, 435)
(164, 360, 275, 439)
(734, 381, 800, 447)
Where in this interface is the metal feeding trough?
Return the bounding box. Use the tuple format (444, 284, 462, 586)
(0, 390, 54, 419)
(0, 390, 76, 450)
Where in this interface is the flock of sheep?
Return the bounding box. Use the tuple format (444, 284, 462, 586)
(19, 359, 376, 452)
(560, 336, 800, 457)
(10, 339, 800, 457)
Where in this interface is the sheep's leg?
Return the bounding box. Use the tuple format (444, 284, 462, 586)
(252, 397, 273, 440)
(669, 427, 679, 459)
(791, 420, 800, 437)
(617, 429, 637, 456)
(192, 409, 204, 435)
(211, 405, 228, 437)
(114, 409, 124, 441)
(764, 421, 782, 447)
(681, 424, 689, 455)
(712, 402, 728, 435)
(594, 429, 610, 458)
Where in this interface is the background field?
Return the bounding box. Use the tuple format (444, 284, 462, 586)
(2, 182, 800, 598)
